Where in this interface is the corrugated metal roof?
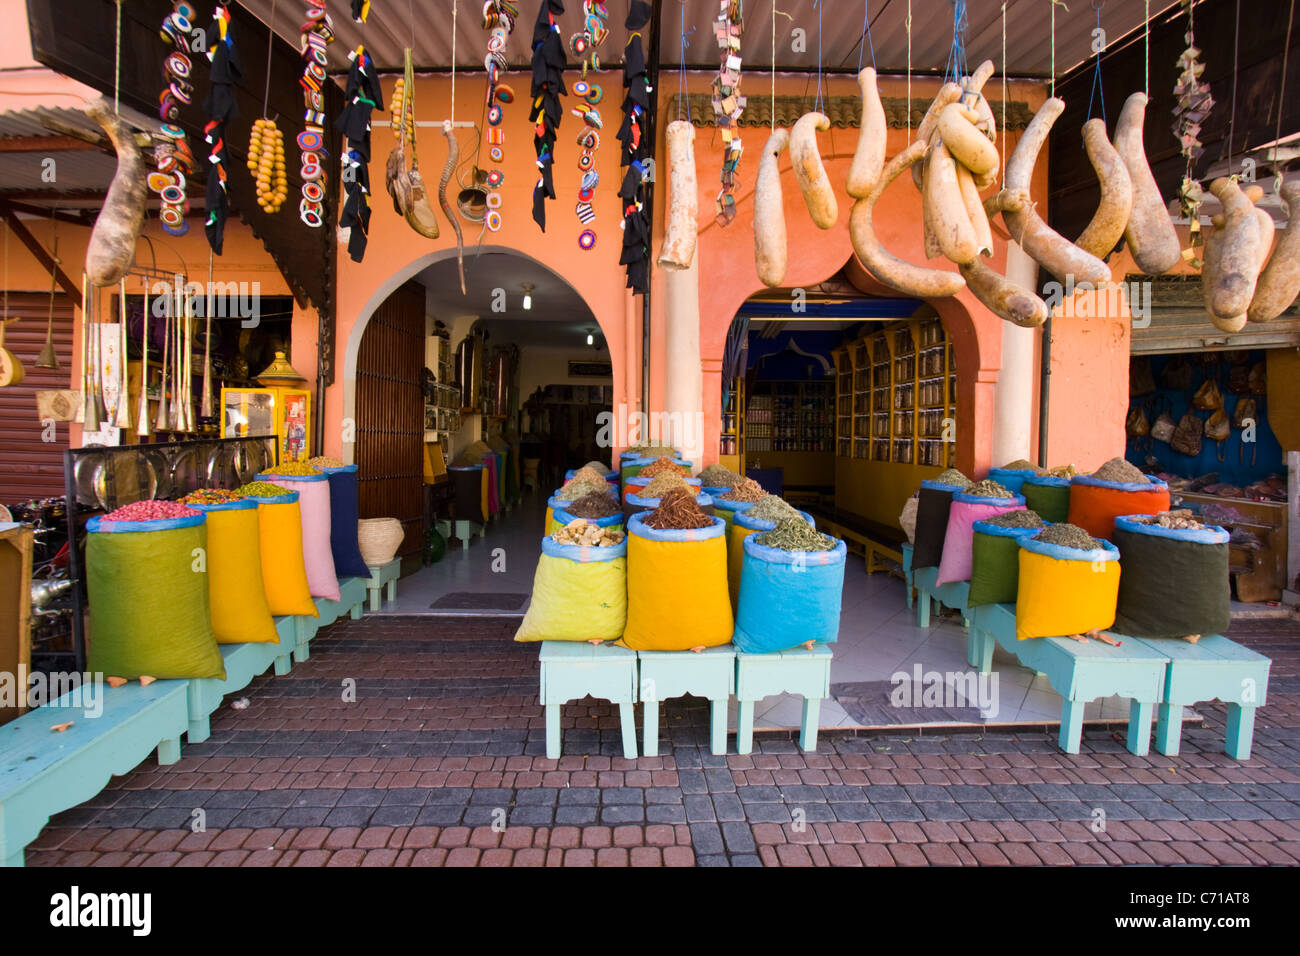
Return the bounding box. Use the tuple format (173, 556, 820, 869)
(0, 105, 100, 140)
(237, 0, 1181, 78)
(0, 106, 149, 201)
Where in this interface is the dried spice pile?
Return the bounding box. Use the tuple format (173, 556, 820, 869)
(631, 444, 677, 458)
(698, 464, 741, 487)
(640, 474, 698, 498)
(1135, 509, 1205, 530)
(745, 494, 801, 524)
(556, 478, 612, 501)
(102, 499, 201, 522)
(1000, 459, 1041, 472)
(552, 519, 625, 547)
(178, 488, 245, 505)
(638, 456, 685, 478)
(981, 509, 1045, 529)
(965, 479, 1013, 498)
(934, 468, 971, 487)
(570, 466, 608, 486)
(564, 492, 621, 518)
(641, 488, 713, 530)
(1034, 523, 1102, 550)
(719, 477, 767, 502)
(1092, 457, 1145, 483)
(581, 460, 613, 475)
(237, 481, 292, 498)
(754, 517, 836, 552)
(265, 462, 321, 476)
(1043, 464, 1079, 478)
(307, 456, 345, 469)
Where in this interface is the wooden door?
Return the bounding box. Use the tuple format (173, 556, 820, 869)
(355, 282, 425, 560)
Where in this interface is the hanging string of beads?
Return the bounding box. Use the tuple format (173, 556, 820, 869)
(249, 120, 288, 213)
(204, 5, 240, 253)
(482, 1, 519, 235)
(1171, 0, 1214, 261)
(617, 0, 653, 293)
(570, 1, 608, 249)
(712, 0, 745, 226)
(153, 2, 199, 236)
(298, 5, 336, 229)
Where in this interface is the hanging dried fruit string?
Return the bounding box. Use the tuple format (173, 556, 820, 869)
(570, 1, 608, 251)
(248, 3, 287, 217)
(529, 0, 567, 231)
(153, 2, 199, 236)
(298, 5, 335, 229)
(335, 45, 383, 261)
(482, 1, 519, 235)
(713, 0, 744, 226)
(203, 5, 241, 254)
(1171, 0, 1214, 263)
(617, 0, 653, 293)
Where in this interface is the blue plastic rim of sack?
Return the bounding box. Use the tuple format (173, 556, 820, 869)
(921, 478, 967, 493)
(734, 508, 816, 533)
(552, 508, 623, 528)
(952, 490, 1025, 509)
(1022, 473, 1070, 489)
(712, 497, 755, 525)
(971, 518, 1044, 540)
(626, 475, 702, 489)
(702, 485, 732, 498)
(987, 467, 1039, 495)
(627, 510, 725, 541)
(258, 470, 328, 484)
(87, 512, 206, 533)
(565, 467, 620, 486)
(1018, 533, 1120, 564)
(317, 464, 359, 474)
(242, 490, 299, 505)
(625, 491, 715, 511)
(733, 533, 847, 653)
(540, 534, 628, 562)
(1113, 514, 1230, 545)
(186, 499, 258, 513)
(1070, 474, 1170, 493)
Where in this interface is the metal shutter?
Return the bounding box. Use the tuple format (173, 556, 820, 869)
(0, 292, 74, 504)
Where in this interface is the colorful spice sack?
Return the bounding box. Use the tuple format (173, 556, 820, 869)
(1068, 459, 1170, 540)
(314, 463, 371, 578)
(1021, 473, 1071, 523)
(259, 470, 339, 601)
(911, 470, 971, 569)
(1015, 531, 1121, 641)
(186, 498, 279, 643)
(621, 512, 732, 651)
(240, 486, 318, 618)
(733, 525, 847, 653)
(514, 534, 628, 643)
(86, 508, 226, 679)
(935, 485, 1025, 585)
(1112, 515, 1230, 639)
(727, 508, 816, 612)
(967, 511, 1045, 608)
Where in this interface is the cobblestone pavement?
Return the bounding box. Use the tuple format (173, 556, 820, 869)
(26, 615, 1300, 866)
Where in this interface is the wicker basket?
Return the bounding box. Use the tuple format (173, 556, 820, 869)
(357, 518, 404, 567)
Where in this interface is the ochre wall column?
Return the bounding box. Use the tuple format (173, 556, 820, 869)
(990, 241, 1039, 467)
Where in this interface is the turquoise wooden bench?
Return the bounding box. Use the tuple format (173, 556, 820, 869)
(0, 679, 190, 867)
(901, 542, 915, 609)
(636, 646, 735, 757)
(911, 564, 971, 629)
(735, 645, 833, 755)
(538, 642, 638, 760)
(1127, 634, 1271, 760)
(365, 560, 401, 612)
(968, 603, 1169, 755)
(453, 520, 486, 550)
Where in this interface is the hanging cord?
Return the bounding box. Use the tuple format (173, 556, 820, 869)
(858, 0, 876, 73)
(944, 0, 969, 89)
(1050, 0, 1068, 100)
(906, 0, 912, 134)
(1144, 0, 1150, 96)
(677, 1, 690, 121)
(113, 0, 122, 114)
(1086, 0, 1106, 126)
(1275, 0, 1296, 162)
(1227, 0, 1239, 172)
(263, 0, 278, 118)
(1001, 2, 1007, 186)
(811, 0, 824, 114)
(451, 0, 457, 126)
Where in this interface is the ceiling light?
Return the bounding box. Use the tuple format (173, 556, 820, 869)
(522, 283, 534, 310)
(586, 332, 594, 346)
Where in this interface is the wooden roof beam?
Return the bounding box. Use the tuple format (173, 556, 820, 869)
(0, 200, 83, 308)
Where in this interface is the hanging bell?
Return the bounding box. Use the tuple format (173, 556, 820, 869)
(35, 336, 59, 370)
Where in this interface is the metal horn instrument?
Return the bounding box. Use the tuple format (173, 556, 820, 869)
(154, 283, 170, 431)
(182, 283, 195, 432)
(136, 279, 151, 436)
(113, 278, 131, 429)
(200, 254, 213, 421)
(81, 276, 103, 431)
(34, 238, 60, 369)
(169, 275, 183, 431)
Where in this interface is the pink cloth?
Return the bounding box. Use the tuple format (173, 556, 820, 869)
(935, 498, 1025, 585)
(485, 454, 500, 515)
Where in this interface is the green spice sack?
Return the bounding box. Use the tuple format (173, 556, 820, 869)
(968, 520, 1043, 607)
(86, 513, 226, 680)
(1022, 474, 1071, 524)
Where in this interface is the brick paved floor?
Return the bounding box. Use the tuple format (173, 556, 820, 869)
(25, 615, 1300, 866)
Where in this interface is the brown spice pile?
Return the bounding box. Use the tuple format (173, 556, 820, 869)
(641, 487, 713, 529)
(719, 477, 767, 502)
(1043, 463, 1079, 478)
(564, 492, 621, 518)
(640, 474, 697, 498)
(638, 456, 685, 478)
(981, 509, 1045, 529)
(1000, 459, 1041, 472)
(1092, 457, 1145, 483)
(556, 478, 612, 501)
(934, 468, 971, 487)
(1035, 523, 1102, 550)
(964, 479, 1013, 498)
(1135, 509, 1205, 530)
(698, 464, 742, 487)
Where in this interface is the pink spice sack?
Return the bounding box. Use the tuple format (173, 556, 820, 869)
(935, 491, 1026, 585)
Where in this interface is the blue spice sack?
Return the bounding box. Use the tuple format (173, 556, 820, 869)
(733, 534, 847, 653)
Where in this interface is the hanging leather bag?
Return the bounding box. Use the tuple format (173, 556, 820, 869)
(1170, 411, 1204, 457)
(1192, 378, 1223, 410)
